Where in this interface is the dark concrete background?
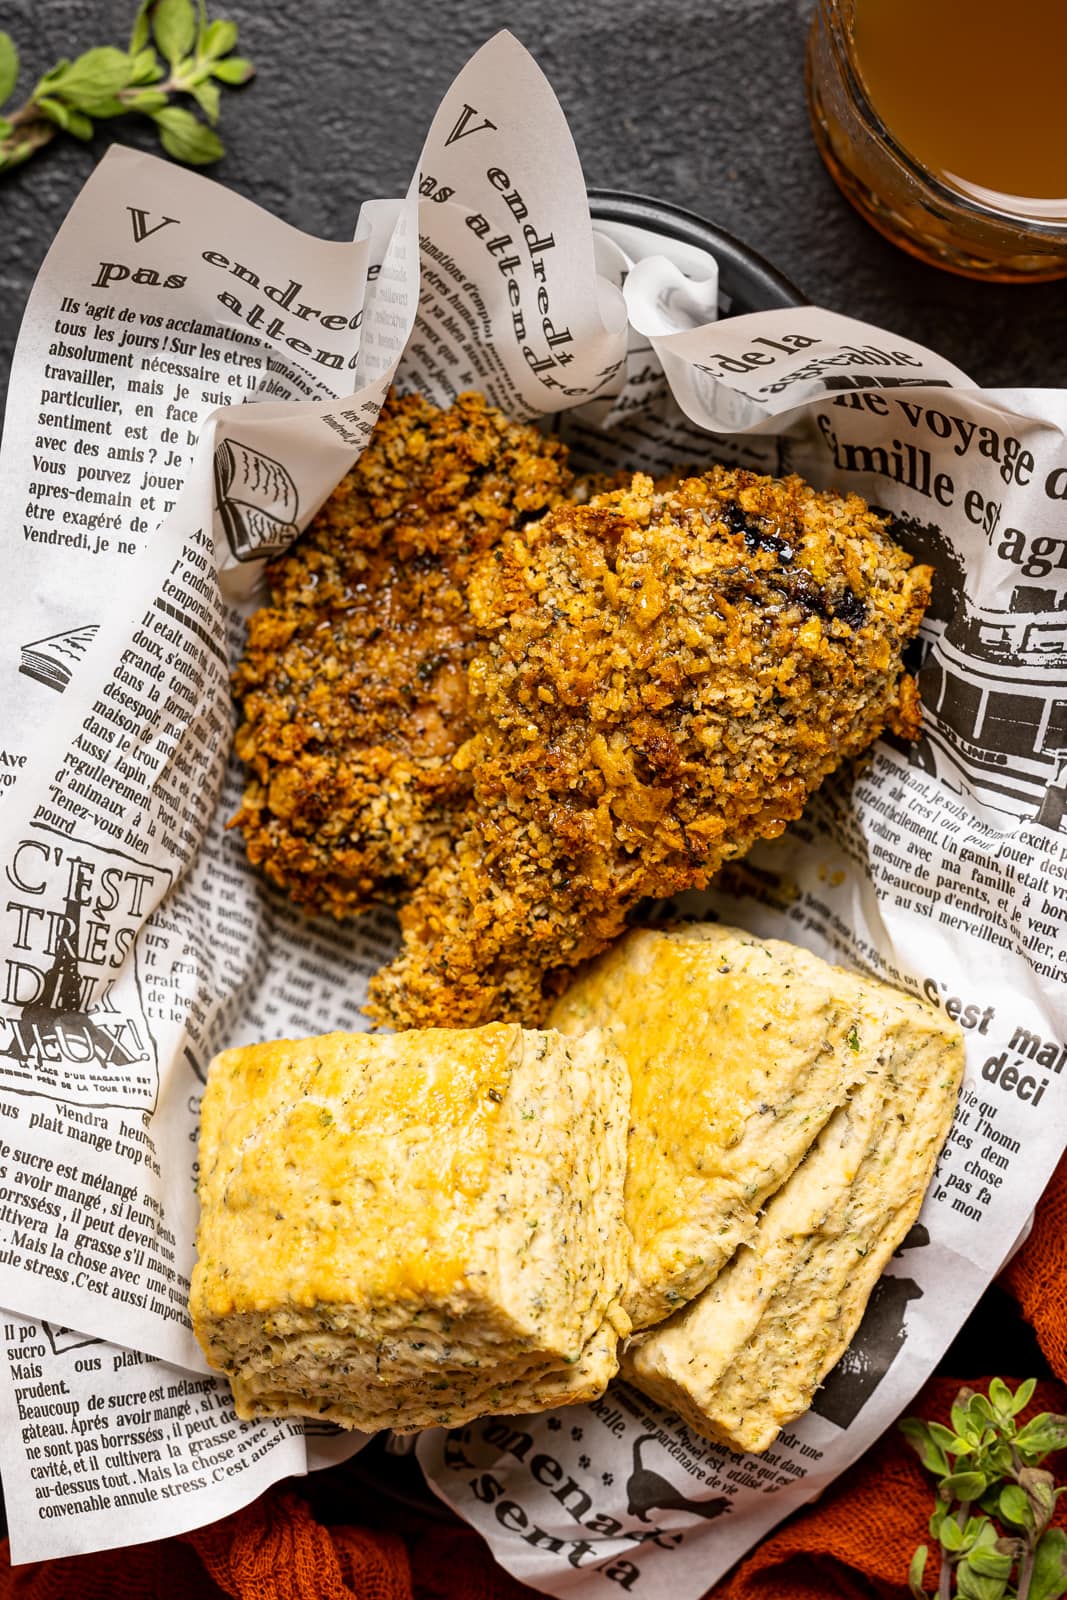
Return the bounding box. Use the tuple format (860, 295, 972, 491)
(2, 0, 1067, 401)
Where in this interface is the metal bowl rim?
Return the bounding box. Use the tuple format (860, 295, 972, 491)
(587, 185, 807, 312)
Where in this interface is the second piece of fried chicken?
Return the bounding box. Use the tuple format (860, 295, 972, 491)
(367, 468, 931, 1028)
(230, 391, 571, 917)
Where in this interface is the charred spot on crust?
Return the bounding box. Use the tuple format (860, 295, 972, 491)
(751, 569, 830, 619)
(718, 500, 796, 563)
(745, 527, 795, 563)
(756, 571, 868, 630)
(829, 588, 868, 630)
(514, 506, 549, 529)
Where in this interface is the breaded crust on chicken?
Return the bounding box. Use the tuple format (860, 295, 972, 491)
(367, 468, 930, 1028)
(229, 391, 571, 917)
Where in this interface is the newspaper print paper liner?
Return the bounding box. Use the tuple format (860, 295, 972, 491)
(0, 30, 1064, 1598)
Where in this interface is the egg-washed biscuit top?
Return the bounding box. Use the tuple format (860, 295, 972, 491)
(550, 923, 891, 1329)
(624, 985, 963, 1452)
(191, 1023, 631, 1432)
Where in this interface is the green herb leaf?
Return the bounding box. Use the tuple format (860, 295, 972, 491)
(0, 31, 18, 106)
(942, 1471, 988, 1502)
(1030, 1529, 1067, 1600)
(1019, 1466, 1057, 1536)
(955, 1563, 1007, 1600)
(130, 46, 164, 84)
(953, 1389, 977, 1421)
(979, 1486, 1004, 1518)
(941, 1514, 964, 1552)
(200, 17, 237, 58)
(967, 1516, 996, 1550)
(929, 1421, 961, 1453)
(970, 1394, 995, 1425)
(65, 108, 94, 139)
(49, 46, 134, 109)
(988, 1378, 1012, 1414)
(151, 103, 222, 163)
(129, 0, 153, 53)
(998, 1482, 1033, 1529)
(190, 78, 219, 121)
(907, 1544, 928, 1599)
(2, 3, 253, 177)
(901, 1419, 950, 1477)
(153, 0, 197, 66)
(906, 1378, 1059, 1600)
(965, 1546, 1013, 1580)
(36, 95, 72, 130)
(37, 58, 70, 86)
(211, 55, 253, 84)
(1016, 1414, 1067, 1460)
(125, 88, 167, 111)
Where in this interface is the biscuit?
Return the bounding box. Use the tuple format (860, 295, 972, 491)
(191, 1023, 630, 1431)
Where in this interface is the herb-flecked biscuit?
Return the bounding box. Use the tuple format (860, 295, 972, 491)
(622, 984, 963, 1452)
(191, 1023, 630, 1432)
(550, 923, 887, 1330)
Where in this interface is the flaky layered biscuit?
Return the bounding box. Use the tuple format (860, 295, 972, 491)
(550, 924, 887, 1329)
(191, 1023, 630, 1431)
(623, 983, 963, 1452)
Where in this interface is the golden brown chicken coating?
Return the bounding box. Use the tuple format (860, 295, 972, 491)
(366, 468, 930, 1028)
(230, 391, 572, 916)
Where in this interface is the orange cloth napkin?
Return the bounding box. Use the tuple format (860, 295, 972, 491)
(3, 1150, 1065, 1600)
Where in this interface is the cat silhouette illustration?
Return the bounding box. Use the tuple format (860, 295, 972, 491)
(625, 1436, 729, 1522)
(811, 1274, 924, 1429)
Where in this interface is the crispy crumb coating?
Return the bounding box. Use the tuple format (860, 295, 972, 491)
(229, 391, 572, 916)
(367, 468, 931, 1028)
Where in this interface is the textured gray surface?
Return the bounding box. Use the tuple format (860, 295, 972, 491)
(2, 0, 1066, 402)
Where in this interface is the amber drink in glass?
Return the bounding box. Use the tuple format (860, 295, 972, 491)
(806, 0, 1067, 281)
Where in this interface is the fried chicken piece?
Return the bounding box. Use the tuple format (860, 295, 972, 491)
(367, 468, 931, 1028)
(230, 391, 572, 916)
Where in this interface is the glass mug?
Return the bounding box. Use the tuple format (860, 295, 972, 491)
(806, 0, 1067, 282)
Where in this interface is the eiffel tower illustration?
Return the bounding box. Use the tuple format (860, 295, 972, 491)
(1, 888, 140, 1068)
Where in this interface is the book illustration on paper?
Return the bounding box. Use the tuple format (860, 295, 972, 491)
(19, 623, 100, 693)
(42, 1322, 103, 1357)
(214, 438, 300, 563)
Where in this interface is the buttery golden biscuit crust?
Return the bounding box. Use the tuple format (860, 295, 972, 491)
(550, 924, 890, 1329)
(623, 980, 964, 1452)
(368, 468, 932, 1028)
(190, 1023, 630, 1431)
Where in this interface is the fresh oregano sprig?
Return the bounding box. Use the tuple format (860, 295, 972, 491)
(0, 0, 254, 173)
(901, 1378, 1067, 1600)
